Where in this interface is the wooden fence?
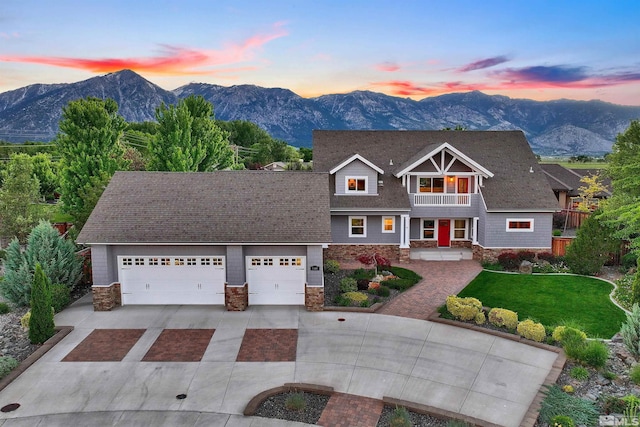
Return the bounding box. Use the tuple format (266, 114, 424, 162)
(552, 236, 630, 264)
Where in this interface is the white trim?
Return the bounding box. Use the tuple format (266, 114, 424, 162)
(400, 214, 410, 248)
(344, 176, 369, 193)
(421, 218, 437, 240)
(472, 217, 479, 245)
(329, 154, 384, 175)
(394, 142, 494, 178)
(330, 208, 411, 213)
(381, 216, 395, 233)
(506, 218, 535, 232)
(82, 242, 330, 246)
(348, 216, 367, 238)
(452, 219, 468, 240)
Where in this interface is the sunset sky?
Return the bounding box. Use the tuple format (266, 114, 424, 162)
(1, 0, 639, 105)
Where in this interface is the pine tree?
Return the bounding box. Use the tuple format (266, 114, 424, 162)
(29, 263, 55, 344)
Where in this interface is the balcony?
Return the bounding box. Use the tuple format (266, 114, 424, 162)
(413, 193, 471, 206)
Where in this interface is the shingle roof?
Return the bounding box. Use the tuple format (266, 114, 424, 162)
(540, 164, 611, 198)
(313, 130, 559, 211)
(76, 171, 332, 244)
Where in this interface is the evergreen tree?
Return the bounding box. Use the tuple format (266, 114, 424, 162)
(0, 153, 40, 242)
(565, 210, 619, 275)
(29, 263, 55, 345)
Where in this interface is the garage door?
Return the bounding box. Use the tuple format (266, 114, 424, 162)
(118, 256, 226, 305)
(246, 256, 306, 305)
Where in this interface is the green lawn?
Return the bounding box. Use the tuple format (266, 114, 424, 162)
(457, 271, 626, 338)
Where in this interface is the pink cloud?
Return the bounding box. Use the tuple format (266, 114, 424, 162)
(0, 23, 287, 75)
(375, 61, 401, 72)
(458, 56, 510, 72)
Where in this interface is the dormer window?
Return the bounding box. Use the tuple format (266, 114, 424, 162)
(346, 176, 367, 193)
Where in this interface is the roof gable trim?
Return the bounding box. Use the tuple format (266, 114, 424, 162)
(394, 142, 494, 178)
(329, 154, 384, 175)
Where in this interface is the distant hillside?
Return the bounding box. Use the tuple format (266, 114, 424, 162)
(1, 69, 639, 155)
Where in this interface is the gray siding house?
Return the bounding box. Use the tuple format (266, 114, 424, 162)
(77, 171, 331, 311)
(313, 130, 559, 262)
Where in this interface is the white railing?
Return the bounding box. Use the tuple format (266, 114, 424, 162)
(413, 193, 471, 206)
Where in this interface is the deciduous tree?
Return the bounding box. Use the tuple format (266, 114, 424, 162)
(56, 97, 128, 228)
(148, 95, 234, 171)
(0, 153, 40, 241)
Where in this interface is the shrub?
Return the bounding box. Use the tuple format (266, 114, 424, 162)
(497, 252, 520, 270)
(565, 211, 619, 275)
(356, 279, 370, 291)
(0, 302, 10, 315)
(552, 229, 562, 237)
(339, 277, 357, 293)
(284, 392, 306, 411)
(382, 278, 414, 291)
(517, 319, 546, 342)
(550, 415, 575, 427)
(351, 268, 374, 280)
(0, 356, 18, 379)
(538, 385, 599, 426)
(562, 385, 574, 393)
(357, 253, 390, 273)
(342, 291, 368, 304)
(1, 221, 83, 306)
(568, 339, 609, 369)
(630, 365, 640, 385)
(518, 250, 536, 263)
(474, 311, 486, 325)
(388, 406, 411, 427)
(537, 252, 557, 263)
(569, 366, 590, 381)
(622, 252, 638, 271)
(388, 266, 422, 283)
(600, 394, 627, 414)
(29, 263, 55, 344)
(620, 303, 640, 356)
(377, 286, 390, 297)
(602, 371, 617, 381)
(552, 326, 587, 343)
(50, 284, 71, 313)
(323, 259, 340, 274)
(20, 311, 30, 330)
(334, 294, 350, 306)
(488, 308, 518, 330)
(445, 295, 483, 321)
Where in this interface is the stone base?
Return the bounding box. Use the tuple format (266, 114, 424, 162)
(305, 285, 324, 311)
(323, 244, 401, 262)
(225, 283, 248, 311)
(473, 246, 553, 263)
(399, 248, 410, 263)
(92, 283, 121, 311)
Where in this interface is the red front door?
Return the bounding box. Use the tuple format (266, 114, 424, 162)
(438, 219, 451, 247)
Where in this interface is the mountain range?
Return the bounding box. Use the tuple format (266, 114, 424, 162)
(1, 69, 639, 155)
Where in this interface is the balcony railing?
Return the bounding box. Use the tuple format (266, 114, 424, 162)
(413, 193, 471, 206)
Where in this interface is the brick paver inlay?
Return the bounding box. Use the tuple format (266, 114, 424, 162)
(142, 329, 215, 362)
(236, 329, 298, 362)
(62, 329, 145, 362)
(317, 392, 384, 427)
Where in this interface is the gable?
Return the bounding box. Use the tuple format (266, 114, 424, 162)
(329, 153, 384, 175)
(393, 142, 493, 178)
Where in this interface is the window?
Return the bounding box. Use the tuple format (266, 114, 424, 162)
(161, 258, 171, 266)
(349, 216, 367, 237)
(422, 219, 435, 239)
(148, 258, 159, 266)
(382, 216, 395, 233)
(174, 258, 185, 266)
(122, 258, 132, 266)
(453, 219, 467, 239)
(280, 258, 289, 266)
(346, 176, 367, 193)
(419, 177, 444, 193)
(134, 258, 144, 266)
(201, 258, 211, 266)
(506, 218, 534, 232)
(292, 258, 302, 266)
(212, 258, 223, 266)
(187, 258, 197, 266)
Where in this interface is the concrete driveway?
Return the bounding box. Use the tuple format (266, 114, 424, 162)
(0, 293, 560, 427)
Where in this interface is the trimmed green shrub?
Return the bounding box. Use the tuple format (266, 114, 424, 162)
(538, 385, 599, 426)
(0, 356, 18, 379)
(388, 266, 422, 282)
(488, 307, 518, 330)
(342, 291, 368, 304)
(517, 319, 546, 342)
(323, 260, 340, 274)
(550, 415, 575, 427)
(50, 284, 71, 313)
(620, 303, 640, 356)
(552, 326, 587, 343)
(630, 364, 640, 385)
(0, 302, 10, 314)
(446, 295, 483, 321)
(29, 263, 55, 344)
(376, 285, 390, 297)
(382, 278, 414, 291)
(339, 277, 357, 293)
(474, 311, 486, 325)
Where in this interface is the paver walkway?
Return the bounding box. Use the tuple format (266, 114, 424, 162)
(342, 259, 483, 319)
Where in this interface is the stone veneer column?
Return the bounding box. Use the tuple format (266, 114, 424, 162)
(399, 248, 410, 264)
(305, 285, 324, 311)
(92, 283, 121, 311)
(225, 283, 248, 311)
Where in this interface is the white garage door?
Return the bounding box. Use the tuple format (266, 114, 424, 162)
(246, 256, 306, 305)
(118, 256, 226, 305)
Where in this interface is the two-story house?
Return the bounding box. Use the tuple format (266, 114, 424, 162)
(313, 130, 559, 262)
